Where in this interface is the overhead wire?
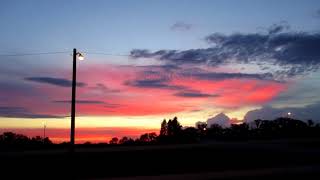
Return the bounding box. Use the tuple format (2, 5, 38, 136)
(0, 51, 70, 57)
(0, 51, 131, 57)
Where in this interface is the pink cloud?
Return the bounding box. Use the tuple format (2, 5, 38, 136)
(1, 64, 288, 117)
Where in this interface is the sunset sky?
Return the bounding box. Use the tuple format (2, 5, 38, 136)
(1, 0, 320, 143)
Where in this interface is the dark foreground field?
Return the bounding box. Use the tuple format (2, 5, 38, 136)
(1, 139, 320, 179)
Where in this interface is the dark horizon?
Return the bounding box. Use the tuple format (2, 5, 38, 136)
(1, 116, 319, 147)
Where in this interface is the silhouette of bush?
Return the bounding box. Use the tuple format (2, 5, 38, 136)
(109, 137, 119, 145)
(0, 132, 53, 150)
(118, 136, 135, 145)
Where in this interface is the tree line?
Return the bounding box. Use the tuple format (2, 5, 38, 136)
(108, 116, 320, 145)
(110, 117, 320, 144)
(0, 132, 52, 150)
(1, 116, 320, 150)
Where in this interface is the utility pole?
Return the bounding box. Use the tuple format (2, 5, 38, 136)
(43, 121, 46, 144)
(43, 122, 46, 139)
(70, 48, 77, 151)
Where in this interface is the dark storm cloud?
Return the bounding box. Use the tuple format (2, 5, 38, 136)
(182, 71, 275, 81)
(171, 22, 193, 31)
(174, 90, 219, 98)
(136, 64, 180, 71)
(0, 106, 62, 118)
(24, 77, 86, 87)
(53, 100, 105, 104)
(205, 31, 320, 76)
(267, 21, 290, 34)
(130, 24, 320, 78)
(130, 48, 219, 65)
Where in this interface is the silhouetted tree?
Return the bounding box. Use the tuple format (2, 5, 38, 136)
(195, 121, 207, 131)
(148, 132, 157, 141)
(109, 137, 119, 144)
(119, 137, 135, 145)
(254, 119, 262, 129)
(124, 138, 135, 145)
(167, 117, 182, 136)
(119, 137, 129, 144)
(167, 119, 172, 135)
(229, 123, 249, 140)
(207, 124, 224, 139)
(182, 127, 199, 143)
(0, 132, 29, 146)
(0, 132, 52, 150)
(139, 132, 157, 143)
(195, 121, 207, 138)
(307, 119, 314, 127)
(160, 119, 168, 136)
(30, 136, 52, 145)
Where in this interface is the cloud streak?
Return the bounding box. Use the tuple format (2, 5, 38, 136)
(90, 83, 121, 93)
(0, 106, 62, 118)
(53, 100, 105, 104)
(182, 71, 276, 81)
(171, 21, 193, 31)
(24, 77, 86, 87)
(267, 21, 290, 35)
(125, 78, 185, 90)
(174, 90, 218, 98)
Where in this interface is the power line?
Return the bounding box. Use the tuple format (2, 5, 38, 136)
(0, 50, 212, 63)
(0, 50, 216, 63)
(0, 51, 131, 57)
(83, 52, 130, 57)
(0, 51, 70, 57)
